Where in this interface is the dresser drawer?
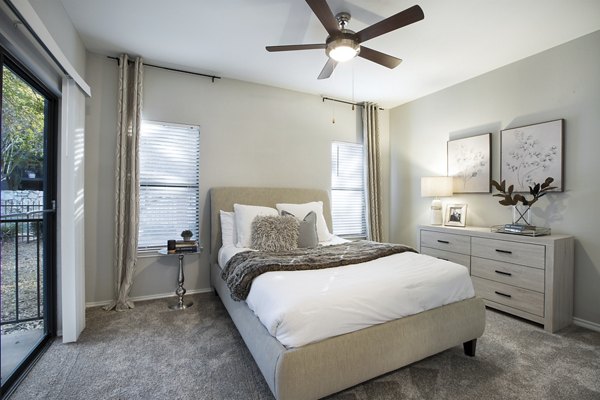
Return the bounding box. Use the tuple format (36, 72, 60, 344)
(421, 247, 471, 270)
(472, 276, 544, 317)
(420, 230, 470, 255)
(471, 257, 544, 293)
(471, 237, 545, 269)
(418, 224, 574, 332)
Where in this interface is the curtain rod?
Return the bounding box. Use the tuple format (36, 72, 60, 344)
(321, 96, 384, 110)
(107, 56, 221, 82)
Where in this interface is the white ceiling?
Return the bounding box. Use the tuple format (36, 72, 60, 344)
(59, 0, 600, 108)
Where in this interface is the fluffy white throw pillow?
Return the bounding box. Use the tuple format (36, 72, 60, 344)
(234, 204, 278, 248)
(251, 215, 299, 252)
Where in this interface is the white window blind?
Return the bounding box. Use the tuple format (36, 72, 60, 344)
(331, 142, 367, 238)
(138, 121, 200, 249)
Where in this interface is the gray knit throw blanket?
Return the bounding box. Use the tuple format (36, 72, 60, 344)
(222, 240, 417, 301)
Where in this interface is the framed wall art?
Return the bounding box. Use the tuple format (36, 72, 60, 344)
(447, 133, 491, 193)
(500, 119, 563, 192)
(444, 204, 467, 227)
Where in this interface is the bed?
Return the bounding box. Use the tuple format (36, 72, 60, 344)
(210, 187, 486, 400)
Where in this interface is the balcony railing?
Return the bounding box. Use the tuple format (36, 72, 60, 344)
(1, 203, 43, 242)
(1, 208, 44, 328)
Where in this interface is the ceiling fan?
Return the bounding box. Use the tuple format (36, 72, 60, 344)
(266, 0, 424, 79)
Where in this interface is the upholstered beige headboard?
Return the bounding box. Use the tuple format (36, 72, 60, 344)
(209, 187, 332, 264)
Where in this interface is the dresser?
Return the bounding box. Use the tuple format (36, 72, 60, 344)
(418, 225, 574, 332)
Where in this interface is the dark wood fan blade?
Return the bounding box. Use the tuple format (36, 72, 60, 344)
(306, 0, 339, 35)
(318, 58, 338, 79)
(266, 44, 326, 52)
(358, 46, 402, 69)
(356, 5, 424, 43)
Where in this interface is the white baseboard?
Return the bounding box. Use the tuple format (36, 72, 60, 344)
(85, 288, 214, 309)
(573, 317, 600, 333)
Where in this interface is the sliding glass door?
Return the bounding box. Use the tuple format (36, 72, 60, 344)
(0, 47, 57, 396)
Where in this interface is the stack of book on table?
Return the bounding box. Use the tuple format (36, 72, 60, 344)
(503, 224, 536, 233)
(490, 224, 551, 237)
(168, 240, 198, 254)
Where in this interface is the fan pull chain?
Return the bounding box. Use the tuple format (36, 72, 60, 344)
(332, 102, 336, 124)
(352, 63, 355, 108)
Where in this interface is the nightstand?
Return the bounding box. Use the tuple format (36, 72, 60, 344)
(158, 248, 201, 310)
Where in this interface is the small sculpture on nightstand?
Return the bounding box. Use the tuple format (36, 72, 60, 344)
(180, 229, 193, 241)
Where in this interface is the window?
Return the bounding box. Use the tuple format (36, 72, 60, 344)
(138, 121, 200, 249)
(331, 142, 367, 238)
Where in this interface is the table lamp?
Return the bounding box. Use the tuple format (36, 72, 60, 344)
(421, 176, 454, 225)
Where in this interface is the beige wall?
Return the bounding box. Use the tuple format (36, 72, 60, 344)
(84, 53, 390, 303)
(29, 0, 86, 78)
(389, 30, 600, 326)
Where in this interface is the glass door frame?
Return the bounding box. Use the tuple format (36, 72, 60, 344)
(0, 45, 57, 397)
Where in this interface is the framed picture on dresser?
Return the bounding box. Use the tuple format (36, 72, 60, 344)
(444, 204, 467, 227)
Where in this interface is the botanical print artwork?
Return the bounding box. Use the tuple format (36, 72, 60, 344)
(501, 119, 563, 192)
(447, 133, 491, 193)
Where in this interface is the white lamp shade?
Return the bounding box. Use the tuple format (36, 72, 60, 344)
(421, 176, 454, 197)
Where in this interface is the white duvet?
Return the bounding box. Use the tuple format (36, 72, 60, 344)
(219, 244, 475, 348)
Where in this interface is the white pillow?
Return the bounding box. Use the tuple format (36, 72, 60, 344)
(219, 210, 237, 247)
(233, 204, 278, 248)
(276, 201, 332, 242)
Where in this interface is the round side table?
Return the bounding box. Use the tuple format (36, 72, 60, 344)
(158, 248, 201, 310)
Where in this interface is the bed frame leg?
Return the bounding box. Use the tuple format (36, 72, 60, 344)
(463, 339, 477, 357)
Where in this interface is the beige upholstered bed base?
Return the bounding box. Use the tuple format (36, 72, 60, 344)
(210, 187, 486, 400)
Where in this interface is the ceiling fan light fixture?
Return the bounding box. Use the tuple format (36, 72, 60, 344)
(265, 3, 425, 79)
(326, 38, 359, 62)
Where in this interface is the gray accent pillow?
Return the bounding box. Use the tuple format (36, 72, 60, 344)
(282, 210, 318, 248)
(251, 215, 299, 252)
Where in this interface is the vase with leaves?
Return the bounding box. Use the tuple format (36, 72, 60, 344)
(491, 177, 556, 226)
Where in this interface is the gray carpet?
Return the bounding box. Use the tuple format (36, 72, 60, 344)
(9, 293, 600, 400)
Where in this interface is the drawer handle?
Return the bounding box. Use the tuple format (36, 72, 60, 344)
(495, 291, 512, 298)
(437, 240, 450, 244)
(495, 270, 512, 277)
(495, 249, 512, 255)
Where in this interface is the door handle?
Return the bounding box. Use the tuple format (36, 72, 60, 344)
(2, 200, 56, 218)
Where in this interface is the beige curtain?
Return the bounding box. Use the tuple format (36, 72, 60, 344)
(104, 54, 143, 311)
(362, 102, 382, 242)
